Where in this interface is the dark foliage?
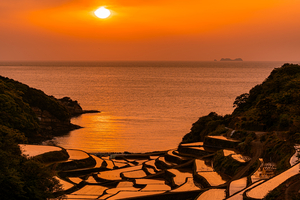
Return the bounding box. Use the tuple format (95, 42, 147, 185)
(0, 76, 72, 199)
(261, 132, 294, 172)
(232, 63, 300, 131)
(213, 150, 247, 177)
(182, 63, 300, 173)
(0, 76, 70, 121)
(182, 112, 227, 143)
(0, 125, 62, 200)
(0, 79, 39, 136)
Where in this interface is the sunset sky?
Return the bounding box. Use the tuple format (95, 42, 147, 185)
(1, 0, 299, 61)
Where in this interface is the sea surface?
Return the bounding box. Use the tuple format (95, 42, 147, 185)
(0, 61, 288, 153)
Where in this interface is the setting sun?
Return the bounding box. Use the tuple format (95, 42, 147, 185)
(94, 7, 111, 19)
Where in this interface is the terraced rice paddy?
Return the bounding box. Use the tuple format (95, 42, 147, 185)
(20, 136, 300, 200)
(167, 169, 193, 186)
(229, 177, 247, 196)
(121, 169, 147, 179)
(97, 165, 143, 181)
(208, 136, 239, 142)
(90, 155, 105, 168)
(102, 158, 115, 169)
(102, 191, 165, 200)
(66, 149, 90, 160)
(223, 149, 248, 163)
(246, 163, 300, 199)
(156, 156, 176, 168)
(135, 179, 166, 185)
(180, 142, 204, 147)
(85, 175, 99, 184)
(197, 172, 226, 186)
(197, 189, 226, 200)
(223, 149, 236, 156)
(227, 180, 264, 200)
(166, 149, 190, 163)
(19, 144, 63, 157)
(231, 155, 247, 163)
(111, 160, 131, 168)
(70, 185, 108, 196)
(194, 159, 214, 172)
(54, 176, 74, 191)
(171, 177, 200, 192)
(69, 177, 83, 184)
(141, 184, 171, 191)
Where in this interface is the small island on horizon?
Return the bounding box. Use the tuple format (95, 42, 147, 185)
(218, 58, 243, 61)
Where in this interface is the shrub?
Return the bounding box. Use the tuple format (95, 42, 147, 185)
(213, 150, 246, 176)
(0, 126, 63, 200)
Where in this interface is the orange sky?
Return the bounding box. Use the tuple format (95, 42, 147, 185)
(0, 0, 300, 61)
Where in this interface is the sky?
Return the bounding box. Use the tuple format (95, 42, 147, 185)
(0, 0, 300, 61)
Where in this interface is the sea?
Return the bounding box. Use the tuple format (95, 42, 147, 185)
(0, 61, 291, 153)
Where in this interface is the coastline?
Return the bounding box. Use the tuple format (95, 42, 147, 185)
(3, 63, 300, 199)
(0, 61, 283, 153)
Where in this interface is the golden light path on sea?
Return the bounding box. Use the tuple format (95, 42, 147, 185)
(68, 113, 127, 153)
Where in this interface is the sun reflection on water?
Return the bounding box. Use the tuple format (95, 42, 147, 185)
(55, 113, 129, 153)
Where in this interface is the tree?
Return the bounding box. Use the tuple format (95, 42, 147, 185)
(0, 125, 62, 200)
(233, 93, 249, 109)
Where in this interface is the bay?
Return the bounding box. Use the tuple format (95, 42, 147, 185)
(0, 61, 284, 153)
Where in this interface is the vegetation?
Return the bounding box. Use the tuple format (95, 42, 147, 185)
(213, 150, 247, 177)
(260, 132, 294, 172)
(0, 79, 39, 137)
(33, 150, 69, 164)
(0, 76, 72, 140)
(232, 63, 300, 131)
(0, 76, 70, 120)
(234, 131, 256, 155)
(55, 156, 96, 171)
(182, 63, 300, 172)
(0, 76, 77, 199)
(2, 63, 300, 199)
(0, 125, 62, 200)
(182, 112, 230, 143)
(264, 174, 300, 200)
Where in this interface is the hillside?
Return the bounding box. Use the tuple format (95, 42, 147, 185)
(0, 75, 90, 199)
(232, 63, 300, 132)
(182, 63, 300, 171)
(0, 76, 88, 142)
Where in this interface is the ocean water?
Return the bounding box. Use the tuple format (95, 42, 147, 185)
(0, 61, 285, 153)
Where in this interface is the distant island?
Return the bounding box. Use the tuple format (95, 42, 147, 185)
(220, 58, 243, 61)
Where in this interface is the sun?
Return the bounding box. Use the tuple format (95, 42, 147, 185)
(94, 7, 111, 19)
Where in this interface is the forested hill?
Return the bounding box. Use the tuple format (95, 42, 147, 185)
(0, 77, 65, 198)
(182, 63, 300, 171)
(231, 63, 300, 132)
(0, 75, 88, 199)
(183, 63, 300, 142)
(0, 76, 83, 142)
